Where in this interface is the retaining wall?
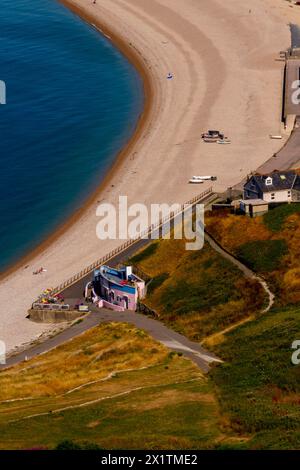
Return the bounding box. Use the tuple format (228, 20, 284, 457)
(28, 309, 85, 323)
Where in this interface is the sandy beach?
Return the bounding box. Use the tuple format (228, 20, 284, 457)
(0, 0, 296, 353)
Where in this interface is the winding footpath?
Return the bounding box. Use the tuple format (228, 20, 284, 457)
(0, 0, 288, 355)
(0, 228, 275, 374)
(205, 232, 275, 313)
(0, 194, 275, 374)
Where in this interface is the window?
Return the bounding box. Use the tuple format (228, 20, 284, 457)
(266, 177, 273, 186)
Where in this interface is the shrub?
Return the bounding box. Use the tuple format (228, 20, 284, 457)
(55, 440, 103, 450)
(147, 273, 169, 295)
(129, 243, 159, 264)
(211, 306, 300, 446)
(263, 204, 300, 232)
(236, 239, 288, 272)
(55, 440, 82, 450)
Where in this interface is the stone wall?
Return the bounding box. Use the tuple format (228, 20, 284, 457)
(28, 309, 85, 323)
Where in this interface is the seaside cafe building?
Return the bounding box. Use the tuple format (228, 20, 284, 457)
(93, 265, 145, 311)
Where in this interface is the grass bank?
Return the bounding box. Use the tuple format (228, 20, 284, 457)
(211, 305, 300, 449)
(205, 205, 300, 306)
(130, 238, 265, 342)
(0, 323, 238, 450)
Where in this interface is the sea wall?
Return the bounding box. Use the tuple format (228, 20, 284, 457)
(28, 309, 84, 323)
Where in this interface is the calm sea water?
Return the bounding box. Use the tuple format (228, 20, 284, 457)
(0, 0, 144, 273)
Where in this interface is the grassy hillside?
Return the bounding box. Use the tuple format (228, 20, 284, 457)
(2, 308, 299, 449)
(2, 206, 300, 450)
(205, 205, 300, 306)
(211, 305, 300, 449)
(127, 209, 300, 449)
(0, 323, 240, 450)
(130, 239, 265, 341)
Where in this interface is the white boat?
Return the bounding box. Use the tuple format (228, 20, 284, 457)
(189, 176, 217, 183)
(189, 176, 205, 184)
(269, 135, 282, 140)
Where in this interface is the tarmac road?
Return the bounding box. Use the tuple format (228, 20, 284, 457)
(258, 119, 300, 173)
(0, 192, 221, 373)
(0, 308, 221, 373)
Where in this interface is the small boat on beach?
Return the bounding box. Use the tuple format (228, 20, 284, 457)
(203, 137, 219, 143)
(202, 130, 228, 143)
(217, 139, 231, 144)
(202, 130, 223, 138)
(189, 176, 205, 184)
(269, 135, 282, 140)
(189, 176, 217, 183)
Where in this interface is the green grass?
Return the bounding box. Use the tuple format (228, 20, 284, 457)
(129, 243, 159, 264)
(263, 204, 300, 232)
(236, 239, 288, 272)
(147, 273, 169, 295)
(132, 239, 265, 341)
(3, 206, 300, 450)
(55, 440, 104, 450)
(2, 303, 299, 449)
(157, 254, 241, 314)
(211, 305, 300, 449)
(0, 322, 238, 450)
(0, 379, 229, 450)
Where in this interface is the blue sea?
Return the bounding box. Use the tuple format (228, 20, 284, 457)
(0, 0, 144, 273)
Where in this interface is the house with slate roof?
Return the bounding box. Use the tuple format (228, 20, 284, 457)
(243, 170, 300, 204)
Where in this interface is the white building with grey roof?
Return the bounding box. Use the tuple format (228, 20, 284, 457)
(243, 170, 300, 204)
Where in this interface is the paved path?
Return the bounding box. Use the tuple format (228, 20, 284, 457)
(94, 308, 221, 372)
(61, 236, 151, 302)
(1, 193, 274, 374)
(1, 308, 221, 373)
(2, 229, 273, 373)
(1, 192, 220, 374)
(59, 192, 217, 303)
(235, 120, 300, 191)
(258, 120, 300, 174)
(0, 312, 100, 370)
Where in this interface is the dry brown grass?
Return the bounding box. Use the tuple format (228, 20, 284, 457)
(0, 323, 169, 401)
(131, 236, 265, 342)
(0, 322, 232, 451)
(134, 238, 188, 277)
(205, 209, 300, 306)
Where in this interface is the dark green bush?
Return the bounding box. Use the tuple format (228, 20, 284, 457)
(263, 204, 300, 232)
(129, 243, 159, 264)
(236, 239, 288, 272)
(55, 440, 103, 450)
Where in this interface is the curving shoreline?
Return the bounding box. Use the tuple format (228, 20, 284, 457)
(0, 0, 293, 353)
(0, 0, 154, 282)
